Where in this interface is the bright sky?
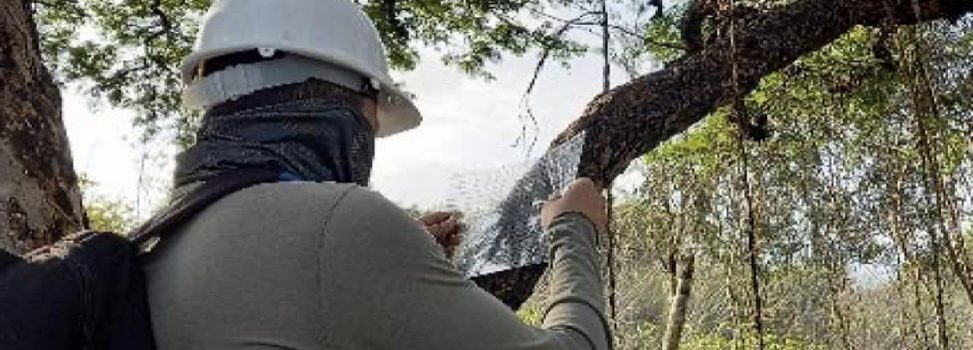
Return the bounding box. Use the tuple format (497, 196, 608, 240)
(64, 47, 650, 219)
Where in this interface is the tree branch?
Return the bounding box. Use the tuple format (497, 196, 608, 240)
(552, 0, 972, 184)
(147, 0, 172, 41)
(480, 0, 973, 309)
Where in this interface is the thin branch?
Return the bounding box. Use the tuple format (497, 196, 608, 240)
(532, 10, 685, 50)
(512, 11, 593, 151)
(141, 0, 178, 75)
(149, 0, 172, 35)
(574, 21, 686, 50)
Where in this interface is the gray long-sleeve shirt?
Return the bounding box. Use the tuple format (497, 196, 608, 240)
(144, 182, 611, 350)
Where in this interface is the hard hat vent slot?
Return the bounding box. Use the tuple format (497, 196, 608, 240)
(258, 48, 277, 58)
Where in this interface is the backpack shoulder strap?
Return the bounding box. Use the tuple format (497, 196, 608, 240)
(0, 248, 22, 270)
(130, 169, 280, 245)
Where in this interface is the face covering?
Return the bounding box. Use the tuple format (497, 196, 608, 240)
(173, 98, 375, 187)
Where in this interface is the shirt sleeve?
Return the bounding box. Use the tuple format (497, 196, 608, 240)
(316, 187, 612, 350)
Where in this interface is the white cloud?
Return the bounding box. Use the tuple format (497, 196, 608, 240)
(63, 88, 175, 218)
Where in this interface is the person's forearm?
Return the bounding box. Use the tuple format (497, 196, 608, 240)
(542, 212, 612, 350)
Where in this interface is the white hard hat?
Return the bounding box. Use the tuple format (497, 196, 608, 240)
(181, 0, 422, 137)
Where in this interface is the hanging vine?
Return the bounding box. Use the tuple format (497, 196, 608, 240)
(600, 0, 619, 334)
(724, 0, 766, 348)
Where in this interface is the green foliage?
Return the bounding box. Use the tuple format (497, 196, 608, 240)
(601, 9, 973, 349)
(78, 175, 135, 232)
(516, 301, 544, 326)
(683, 332, 826, 350)
(38, 0, 205, 143)
(639, 4, 685, 63)
(85, 198, 135, 232)
(643, 113, 736, 179)
(34, 0, 592, 142)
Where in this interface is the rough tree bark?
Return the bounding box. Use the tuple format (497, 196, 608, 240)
(479, 0, 973, 309)
(0, 0, 84, 254)
(662, 252, 695, 350)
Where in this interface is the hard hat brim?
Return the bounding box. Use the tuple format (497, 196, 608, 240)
(375, 84, 422, 137)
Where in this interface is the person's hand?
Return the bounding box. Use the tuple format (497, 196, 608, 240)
(541, 178, 607, 235)
(418, 211, 464, 258)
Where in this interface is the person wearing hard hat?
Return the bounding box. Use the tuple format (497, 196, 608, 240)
(142, 0, 612, 349)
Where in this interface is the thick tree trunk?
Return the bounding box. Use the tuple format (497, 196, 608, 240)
(0, 0, 83, 254)
(557, 0, 971, 183)
(662, 253, 695, 350)
(483, 0, 972, 309)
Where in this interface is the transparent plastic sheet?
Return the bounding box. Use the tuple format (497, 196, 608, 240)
(449, 132, 586, 278)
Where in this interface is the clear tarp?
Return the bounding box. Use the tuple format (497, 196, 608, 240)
(449, 132, 586, 277)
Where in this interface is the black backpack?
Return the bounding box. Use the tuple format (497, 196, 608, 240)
(0, 169, 278, 350)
